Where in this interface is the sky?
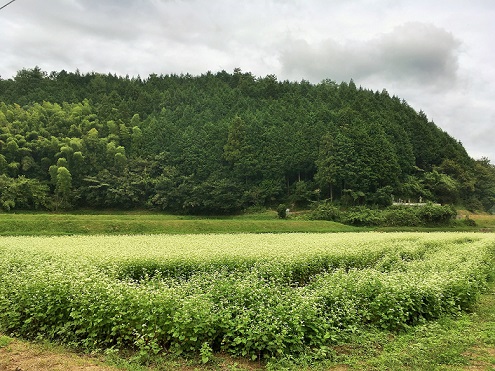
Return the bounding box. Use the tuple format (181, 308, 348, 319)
(0, 0, 494, 163)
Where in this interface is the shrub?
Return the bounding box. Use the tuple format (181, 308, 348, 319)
(276, 204, 288, 219)
(306, 201, 341, 221)
(369, 186, 394, 207)
(465, 197, 485, 213)
(308, 202, 457, 227)
(459, 216, 477, 227)
(340, 206, 383, 226)
(416, 203, 456, 225)
(382, 207, 422, 227)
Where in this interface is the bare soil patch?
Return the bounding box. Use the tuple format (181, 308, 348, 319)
(0, 338, 116, 371)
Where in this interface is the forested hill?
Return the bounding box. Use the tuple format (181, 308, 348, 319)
(0, 67, 494, 213)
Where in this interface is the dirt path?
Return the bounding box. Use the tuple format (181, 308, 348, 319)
(0, 337, 116, 371)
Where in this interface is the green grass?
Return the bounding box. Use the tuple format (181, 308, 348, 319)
(0, 211, 358, 235)
(0, 335, 12, 348)
(1, 210, 494, 235)
(0, 209, 495, 236)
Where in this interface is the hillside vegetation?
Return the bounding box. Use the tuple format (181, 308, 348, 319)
(0, 67, 494, 214)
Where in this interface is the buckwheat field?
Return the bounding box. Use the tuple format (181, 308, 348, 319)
(1, 232, 494, 361)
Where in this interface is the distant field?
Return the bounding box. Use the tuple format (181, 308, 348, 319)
(467, 213, 495, 229)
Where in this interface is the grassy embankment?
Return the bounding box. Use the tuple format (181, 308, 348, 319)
(0, 210, 357, 235)
(0, 209, 493, 235)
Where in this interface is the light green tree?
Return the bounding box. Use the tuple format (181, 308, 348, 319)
(55, 166, 72, 209)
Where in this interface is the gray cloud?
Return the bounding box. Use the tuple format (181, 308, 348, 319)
(280, 22, 461, 88)
(378, 23, 460, 86)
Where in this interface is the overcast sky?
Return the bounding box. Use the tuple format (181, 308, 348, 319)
(1, 0, 494, 163)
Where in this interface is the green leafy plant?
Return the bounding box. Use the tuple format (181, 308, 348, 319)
(0, 232, 493, 363)
(276, 204, 288, 219)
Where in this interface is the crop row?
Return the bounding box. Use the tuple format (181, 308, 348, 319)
(0, 233, 464, 281)
(0, 233, 494, 361)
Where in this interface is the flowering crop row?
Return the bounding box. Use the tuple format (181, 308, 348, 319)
(0, 232, 493, 360)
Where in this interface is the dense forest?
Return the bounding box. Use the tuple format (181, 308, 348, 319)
(0, 67, 494, 214)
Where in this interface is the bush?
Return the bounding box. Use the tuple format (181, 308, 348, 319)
(369, 186, 394, 207)
(381, 204, 456, 227)
(340, 206, 383, 226)
(465, 197, 485, 213)
(277, 204, 288, 219)
(459, 216, 477, 227)
(416, 203, 456, 225)
(306, 201, 341, 221)
(382, 207, 422, 227)
(307, 202, 457, 227)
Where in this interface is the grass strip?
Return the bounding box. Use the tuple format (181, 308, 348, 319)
(0, 212, 358, 235)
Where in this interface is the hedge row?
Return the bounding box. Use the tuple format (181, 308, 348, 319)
(307, 203, 457, 226)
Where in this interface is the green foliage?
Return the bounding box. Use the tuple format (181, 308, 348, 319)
(0, 233, 493, 363)
(288, 180, 316, 208)
(472, 158, 495, 212)
(0, 175, 50, 211)
(0, 68, 493, 213)
(416, 203, 457, 225)
(382, 207, 422, 227)
(308, 203, 457, 227)
(276, 204, 288, 219)
(459, 215, 477, 227)
(340, 206, 383, 226)
(369, 186, 394, 207)
(0, 335, 13, 348)
(54, 166, 72, 209)
(307, 200, 341, 221)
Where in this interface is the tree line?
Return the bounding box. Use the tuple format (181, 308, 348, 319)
(0, 67, 493, 213)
